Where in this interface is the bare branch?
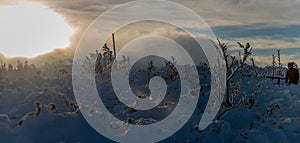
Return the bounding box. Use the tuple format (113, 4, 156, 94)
(228, 56, 236, 70)
(216, 98, 244, 120)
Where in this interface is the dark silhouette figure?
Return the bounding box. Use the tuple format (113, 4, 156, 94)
(285, 62, 299, 85)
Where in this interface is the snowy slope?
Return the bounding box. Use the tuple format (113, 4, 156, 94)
(0, 63, 299, 143)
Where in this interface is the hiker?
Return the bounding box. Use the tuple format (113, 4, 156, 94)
(285, 62, 299, 85)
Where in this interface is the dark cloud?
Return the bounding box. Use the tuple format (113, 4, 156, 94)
(212, 23, 300, 40)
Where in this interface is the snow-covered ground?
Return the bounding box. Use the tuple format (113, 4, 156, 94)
(0, 63, 299, 143)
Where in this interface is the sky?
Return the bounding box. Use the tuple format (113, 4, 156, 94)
(0, 0, 299, 66)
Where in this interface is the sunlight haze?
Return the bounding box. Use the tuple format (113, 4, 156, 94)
(0, 3, 73, 58)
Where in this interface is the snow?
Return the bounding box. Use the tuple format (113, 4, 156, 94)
(0, 62, 300, 143)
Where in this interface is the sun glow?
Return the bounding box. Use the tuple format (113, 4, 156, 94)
(0, 3, 73, 58)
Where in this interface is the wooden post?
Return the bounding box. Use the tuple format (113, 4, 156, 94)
(277, 50, 282, 75)
(251, 58, 255, 67)
(277, 50, 281, 67)
(272, 54, 275, 77)
(112, 33, 116, 58)
(112, 33, 117, 70)
(277, 50, 281, 85)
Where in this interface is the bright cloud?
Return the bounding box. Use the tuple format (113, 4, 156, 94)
(0, 0, 299, 66)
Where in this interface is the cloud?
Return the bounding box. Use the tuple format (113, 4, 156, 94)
(3, 0, 298, 28)
(1, 0, 299, 67)
(253, 54, 300, 67)
(212, 24, 300, 40)
(220, 37, 300, 50)
(77, 20, 209, 64)
(182, 0, 300, 26)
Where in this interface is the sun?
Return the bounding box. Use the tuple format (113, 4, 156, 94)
(0, 3, 73, 58)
